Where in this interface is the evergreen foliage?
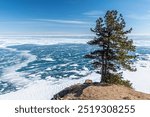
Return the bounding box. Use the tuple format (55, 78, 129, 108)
(85, 10, 136, 87)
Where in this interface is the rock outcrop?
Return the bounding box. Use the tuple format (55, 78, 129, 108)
(52, 80, 150, 100)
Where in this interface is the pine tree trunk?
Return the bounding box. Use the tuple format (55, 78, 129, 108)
(101, 46, 105, 83)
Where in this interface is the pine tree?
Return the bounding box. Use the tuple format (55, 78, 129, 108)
(85, 10, 136, 87)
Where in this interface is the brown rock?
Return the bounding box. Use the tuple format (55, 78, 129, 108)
(52, 83, 150, 100)
(84, 79, 93, 84)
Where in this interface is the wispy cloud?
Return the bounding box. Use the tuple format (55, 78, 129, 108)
(128, 33, 150, 36)
(0, 21, 37, 23)
(127, 12, 150, 20)
(34, 19, 89, 24)
(127, 14, 150, 20)
(83, 10, 103, 17)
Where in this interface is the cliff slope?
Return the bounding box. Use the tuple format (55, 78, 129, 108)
(52, 81, 150, 100)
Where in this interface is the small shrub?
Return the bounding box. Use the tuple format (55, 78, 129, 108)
(104, 73, 132, 88)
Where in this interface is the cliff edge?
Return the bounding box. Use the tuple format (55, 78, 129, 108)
(52, 80, 150, 100)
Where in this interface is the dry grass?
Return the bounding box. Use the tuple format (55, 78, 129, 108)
(52, 82, 150, 100)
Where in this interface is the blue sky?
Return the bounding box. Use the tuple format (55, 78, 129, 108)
(0, 0, 150, 35)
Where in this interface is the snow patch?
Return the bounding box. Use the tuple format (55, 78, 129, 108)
(0, 72, 100, 100)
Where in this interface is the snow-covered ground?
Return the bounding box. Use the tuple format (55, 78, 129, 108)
(0, 72, 100, 100)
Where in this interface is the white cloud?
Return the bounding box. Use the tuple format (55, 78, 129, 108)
(128, 14, 150, 20)
(34, 19, 89, 24)
(83, 10, 103, 17)
(128, 33, 150, 36)
(127, 12, 150, 20)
